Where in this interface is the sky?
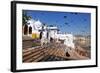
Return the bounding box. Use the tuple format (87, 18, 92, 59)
(23, 10, 91, 36)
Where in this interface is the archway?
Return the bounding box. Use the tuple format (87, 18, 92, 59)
(24, 24, 28, 35)
(40, 31, 42, 39)
(29, 26, 32, 34)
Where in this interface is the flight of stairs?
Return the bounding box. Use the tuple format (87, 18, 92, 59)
(23, 43, 89, 63)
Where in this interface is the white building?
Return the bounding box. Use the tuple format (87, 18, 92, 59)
(23, 18, 75, 48)
(48, 26, 58, 39)
(27, 19, 42, 36)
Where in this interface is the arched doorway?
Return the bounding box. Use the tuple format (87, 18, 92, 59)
(24, 24, 28, 35)
(40, 31, 42, 39)
(29, 26, 32, 34)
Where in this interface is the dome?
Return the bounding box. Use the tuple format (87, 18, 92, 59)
(34, 20, 42, 26)
(27, 19, 43, 30)
(33, 20, 43, 30)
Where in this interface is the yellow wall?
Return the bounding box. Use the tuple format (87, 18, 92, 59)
(32, 33, 40, 39)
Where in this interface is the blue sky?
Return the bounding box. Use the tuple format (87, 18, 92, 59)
(23, 10, 91, 35)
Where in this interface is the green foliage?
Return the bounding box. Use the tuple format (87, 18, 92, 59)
(22, 11, 31, 25)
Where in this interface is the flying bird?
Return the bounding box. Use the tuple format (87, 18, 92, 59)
(65, 22, 68, 25)
(64, 16, 67, 18)
(65, 22, 70, 27)
(75, 12, 78, 15)
(83, 19, 87, 21)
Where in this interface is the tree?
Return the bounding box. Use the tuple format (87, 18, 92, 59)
(22, 11, 31, 25)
